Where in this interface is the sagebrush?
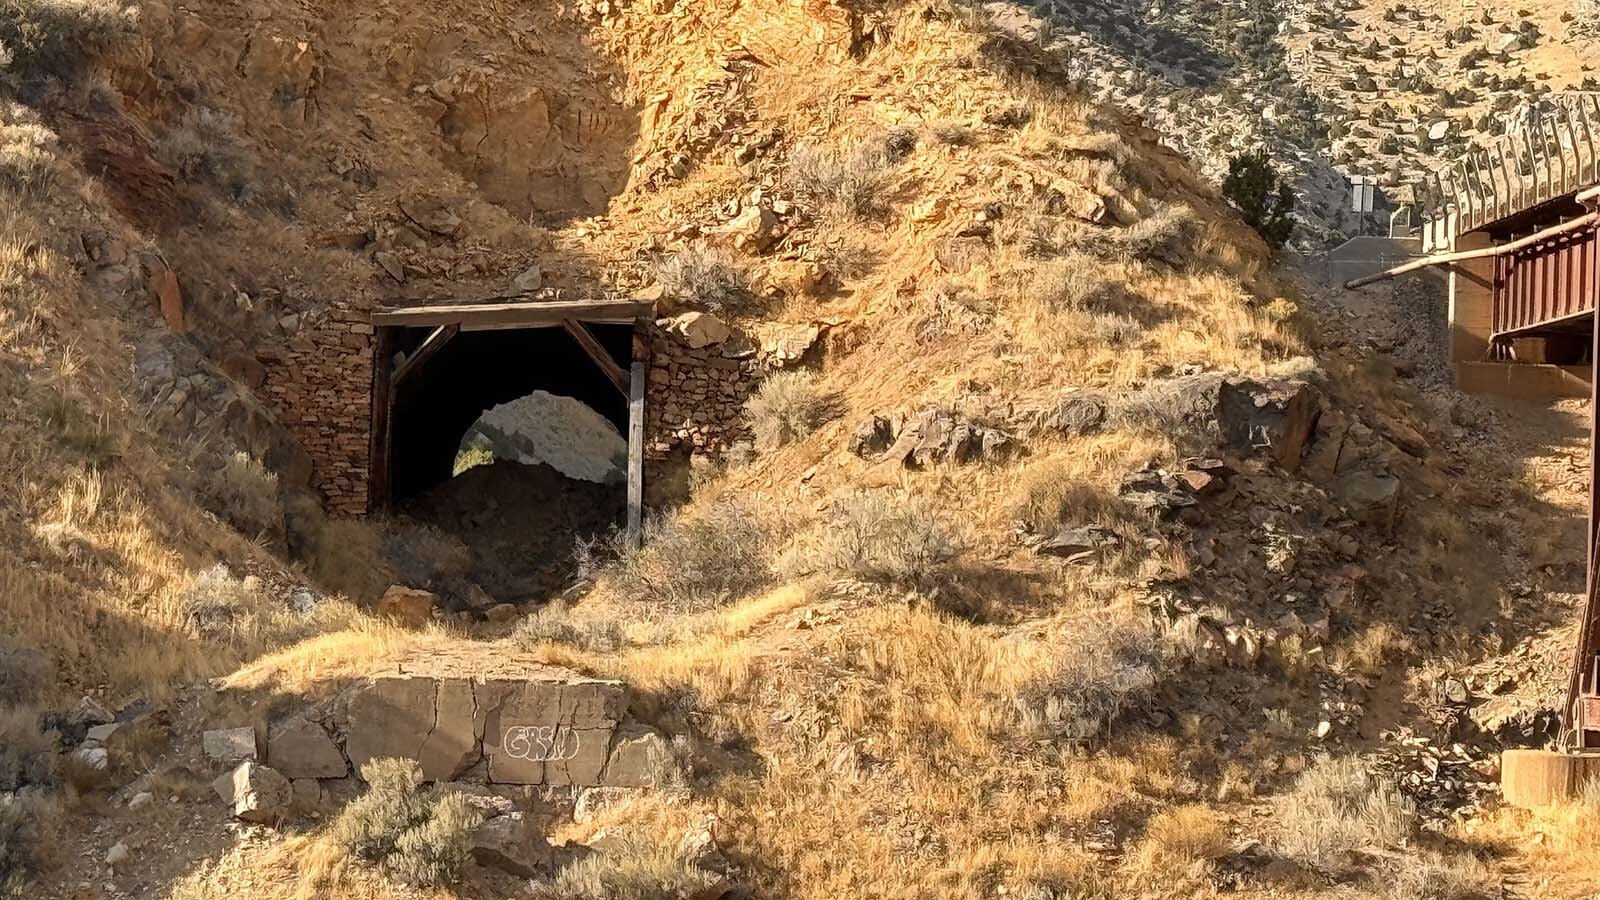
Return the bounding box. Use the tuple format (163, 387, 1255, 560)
(331, 758, 483, 887)
(779, 490, 961, 593)
(746, 371, 836, 450)
(1275, 755, 1416, 868)
(0, 0, 137, 85)
(590, 498, 790, 611)
(207, 451, 280, 537)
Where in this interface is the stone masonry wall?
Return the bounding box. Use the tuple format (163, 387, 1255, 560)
(643, 320, 759, 468)
(258, 303, 375, 517)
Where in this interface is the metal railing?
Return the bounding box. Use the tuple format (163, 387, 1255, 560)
(1419, 93, 1600, 235)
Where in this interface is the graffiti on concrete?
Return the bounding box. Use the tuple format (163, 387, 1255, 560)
(502, 725, 581, 762)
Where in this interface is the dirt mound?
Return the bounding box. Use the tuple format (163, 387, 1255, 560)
(403, 460, 623, 603)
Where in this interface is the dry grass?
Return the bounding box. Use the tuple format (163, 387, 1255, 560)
(537, 832, 717, 900)
(1131, 804, 1230, 873)
(157, 107, 251, 201)
(785, 138, 896, 221)
(0, 791, 57, 898)
(0, 709, 54, 793)
(656, 244, 749, 311)
(514, 599, 626, 653)
(1385, 851, 1498, 900)
(590, 495, 793, 612)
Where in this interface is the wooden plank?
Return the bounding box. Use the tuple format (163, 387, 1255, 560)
(562, 319, 628, 397)
(626, 359, 646, 551)
(373, 299, 654, 329)
(393, 324, 459, 386)
(367, 326, 397, 514)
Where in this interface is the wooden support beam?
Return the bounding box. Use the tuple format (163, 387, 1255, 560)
(626, 359, 646, 551)
(393, 324, 458, 386)
(373, 299, 654, 329)
(562, 319, 628, 397)
(368, 326, 397, 514)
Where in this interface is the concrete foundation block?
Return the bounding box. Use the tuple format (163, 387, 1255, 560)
(1501, 749, 1600, 809)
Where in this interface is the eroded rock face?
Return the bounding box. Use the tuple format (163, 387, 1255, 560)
(344, 675, 634, 787)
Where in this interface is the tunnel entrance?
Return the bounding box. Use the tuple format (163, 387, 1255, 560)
(369, 299, 651, 602)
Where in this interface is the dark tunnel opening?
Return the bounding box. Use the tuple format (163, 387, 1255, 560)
(389, 324, 632, 502)
(382, 323, 633, 604)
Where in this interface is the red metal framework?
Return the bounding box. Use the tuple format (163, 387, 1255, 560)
(1491, 225, 1600, 339)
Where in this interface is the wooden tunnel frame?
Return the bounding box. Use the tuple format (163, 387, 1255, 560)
(368, 298, 654, 548)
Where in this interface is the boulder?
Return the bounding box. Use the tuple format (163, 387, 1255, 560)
(754, 322, 822, 365)
(665, 312, 731, 350)
(213, 760, 291, 824)
(471, 812, 551, 878)
(906, 408, 1013, 467)
(1126, 374, 1320, 470)
(1334, 470, 1401, 527)
(377, 586, 437, 627)
(347, 677, 481, 783)
(712, 205, 778, 252)
(601, 725, 677, 788)
(290, 778, 322, 811)
(1048, 394, 1107, 438)
(1216, 378, 1320, 471)
(203, 726, 258, 763)
(267, 716, 347, 779)
(86, 723, 120, 742)
(849, 415, 897, 458)
(1036, 525, 1120, 563)
(513, 265, 544, 292)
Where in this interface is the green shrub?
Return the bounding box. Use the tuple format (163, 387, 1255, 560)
(1221, 149, 1295, 250)
(746, 371, 837, 450)
(332, 758, 484, 888)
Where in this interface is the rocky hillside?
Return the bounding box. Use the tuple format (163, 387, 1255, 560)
(1, 1, 1598, 899)
(996, 0, 1598, 245)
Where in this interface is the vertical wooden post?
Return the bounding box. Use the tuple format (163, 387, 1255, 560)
(626, 357, 646, 550)
(368, 325, 396, 515)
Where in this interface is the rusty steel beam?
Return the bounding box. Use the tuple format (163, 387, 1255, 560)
(1345, 212, 1600, 289)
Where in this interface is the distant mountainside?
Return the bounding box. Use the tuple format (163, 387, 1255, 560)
(996, 0, 1598, 245)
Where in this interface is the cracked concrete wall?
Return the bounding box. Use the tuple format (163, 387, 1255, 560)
(343, 675, 638, 787)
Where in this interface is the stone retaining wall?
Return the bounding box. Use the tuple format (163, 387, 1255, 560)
(258, 673, 669, 789)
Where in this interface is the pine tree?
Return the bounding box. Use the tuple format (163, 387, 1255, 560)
(1222, 150, 1296, 250)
